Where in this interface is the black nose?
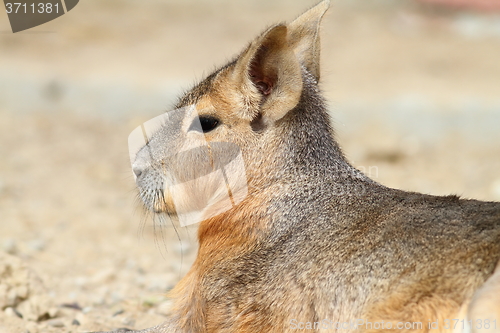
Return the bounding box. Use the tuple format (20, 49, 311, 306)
(133, 166, 143, 178)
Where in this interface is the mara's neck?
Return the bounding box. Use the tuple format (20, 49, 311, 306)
(246, 79, 372, 193)
(196, 82, 376, 251)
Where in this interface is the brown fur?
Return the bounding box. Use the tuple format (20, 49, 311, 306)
(102, 1, 500, 332)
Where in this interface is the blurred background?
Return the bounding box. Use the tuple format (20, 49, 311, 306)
(1, 0, 499, 332)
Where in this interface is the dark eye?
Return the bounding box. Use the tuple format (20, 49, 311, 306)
(190, 116, 220, 133)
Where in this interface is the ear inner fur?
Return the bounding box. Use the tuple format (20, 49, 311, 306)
(248, 45, 274, 96)
(231, 24, 303, 123)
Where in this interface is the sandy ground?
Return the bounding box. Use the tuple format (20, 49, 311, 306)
(0, 1, 500, 332)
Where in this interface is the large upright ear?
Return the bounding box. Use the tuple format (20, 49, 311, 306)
(232, 24, 303, 122)
(288, 0, 330, 82)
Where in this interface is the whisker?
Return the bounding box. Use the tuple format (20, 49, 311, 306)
(158, 188, 183, 278)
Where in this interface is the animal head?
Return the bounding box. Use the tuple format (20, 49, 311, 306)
(129, 1, 337, 225)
